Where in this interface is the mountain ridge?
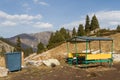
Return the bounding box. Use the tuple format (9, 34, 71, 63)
(7, 31, 53, 49)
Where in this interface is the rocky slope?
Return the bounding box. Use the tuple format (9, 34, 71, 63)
(26, 33, 120, 61)
(0, 40, 14, 53)
(0, 40, 14, 67)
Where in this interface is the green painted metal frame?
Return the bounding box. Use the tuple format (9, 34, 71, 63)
(66, 42, 69, 54)
(66, 36, 113, 67)
(83, 59, 112, 64)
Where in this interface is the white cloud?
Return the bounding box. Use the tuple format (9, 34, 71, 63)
(33, 0, 49, 6)
(33, 0, 38, 3)
(109, 21, 120, 25)
(62, 20, 84, 30)
(34, 22, 53, 28)
(0, 11, 42, 21)
(1, 21, 16, 26)
(0, 10, 53, 28)
(93, 11, 120, 21)
(62, 10, 120, 30)
(22, 3, 29, 7)
(22, 3, 31, 12)
(92, 11, 120, 29)
(39, 2, 49, 6)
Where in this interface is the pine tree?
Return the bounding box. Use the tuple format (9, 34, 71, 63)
(24, 47, 33, 57)
(54, 31, 64, 43)
(47, 27, 70, 50)
(59, 27, 70, 40)
(67, 31, 71, 39)
(47, 33, 54, 49)
(90, 15, 100, 31)
(37, 42, 45, 54)
(47, 31, 65, 49)
(0, 46, 6, 57)
(16, 36, 22, 52)
(117, 25, 120, 31)
(13, 48, 17, 52)
(48, 33, 54, 45)
(85, 15, 90, 35)
(72, 27, 77, 37)
(77, 24, 85, 36)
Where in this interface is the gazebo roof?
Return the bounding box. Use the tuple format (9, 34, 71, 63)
(67, 36, 113, 42)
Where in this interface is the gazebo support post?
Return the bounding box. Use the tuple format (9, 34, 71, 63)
(110, 40, 114, 67)
(75, 38, 78, 65)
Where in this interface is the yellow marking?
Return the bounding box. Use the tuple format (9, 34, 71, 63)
(68, 53, 73, 58)
(87, 53, 111, 60)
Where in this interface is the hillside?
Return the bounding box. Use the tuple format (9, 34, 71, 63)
(0, 39, 14, 67)
(26, 33, 120, 61)
(7, 31, 53, 49)
(0, 40, 14, 53)
(30, 31, 53, 45)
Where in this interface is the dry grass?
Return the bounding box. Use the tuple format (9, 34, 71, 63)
(0, 56, 5, 67)
(30, 33, 120, 61)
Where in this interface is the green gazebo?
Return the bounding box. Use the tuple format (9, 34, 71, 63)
(66, 36, 113, 67)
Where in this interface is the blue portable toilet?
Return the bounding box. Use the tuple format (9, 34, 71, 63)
(5, 52, 22, 72)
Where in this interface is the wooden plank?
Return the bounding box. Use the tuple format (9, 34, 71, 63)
(87, 53, 111, 60)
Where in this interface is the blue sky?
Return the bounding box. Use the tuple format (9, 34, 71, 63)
(0, 0, 120, 38)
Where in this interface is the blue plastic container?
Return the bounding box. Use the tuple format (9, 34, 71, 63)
(5, 52, 21, 71)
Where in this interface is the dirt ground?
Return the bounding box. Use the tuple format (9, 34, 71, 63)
(0, 61, 120, 80)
